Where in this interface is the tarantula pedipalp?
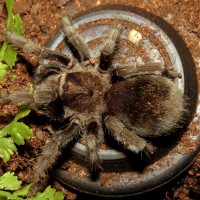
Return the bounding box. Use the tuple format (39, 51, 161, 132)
(0, 15, 185, 194)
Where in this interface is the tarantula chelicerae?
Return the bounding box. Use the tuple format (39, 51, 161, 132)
(0, 15, 185, 194)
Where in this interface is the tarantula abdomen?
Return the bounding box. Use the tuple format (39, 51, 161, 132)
(106, 75, 185, 137)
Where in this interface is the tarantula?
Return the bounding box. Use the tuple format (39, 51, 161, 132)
(0, 15, 185, 195)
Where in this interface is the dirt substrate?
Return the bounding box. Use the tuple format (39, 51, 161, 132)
(0, 0, 199, 199)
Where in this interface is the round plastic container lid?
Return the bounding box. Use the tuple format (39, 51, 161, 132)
(46, 6, 199, 198)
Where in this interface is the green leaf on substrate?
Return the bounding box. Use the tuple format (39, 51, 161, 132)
(0, 137, 17, 162)
(13, 109, 31, 122)
(0, 62, 7, 81)
(0, 40, 8, 60)
(0, 172, 30, 199)
(6, 0, 23, 34)
(0, 41, 10, 81)
(0, 108, 33, 162)
(0, 172, 65, 200)
(0, 108, 32, 136)
(2, 121, 33, 145)
(0, 0, 23, 81)
(0, 172, 22, 191)
(27, 186, 65, 200)
(1, 43, 18, 68)
(12, 184, 32, 197)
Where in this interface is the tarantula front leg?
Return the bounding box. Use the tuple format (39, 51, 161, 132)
(116, 62, 182, 79)
(0, 91, 33, 106)
(61, 15, 90, 61)
(104, 115, 155, 154)
(35, 63, 67, 84)
(28, 120, 81, 197)
(99, 24, 123, 71)
(1, 29, 70, 65)
(34, 82, 65, 121)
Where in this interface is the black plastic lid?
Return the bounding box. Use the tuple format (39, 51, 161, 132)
(46, 6, 199, 198)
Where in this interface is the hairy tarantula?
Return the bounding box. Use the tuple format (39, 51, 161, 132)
(0, 15, 185, 195)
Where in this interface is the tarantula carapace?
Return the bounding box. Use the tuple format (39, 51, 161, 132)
(0, 15, 185, 194)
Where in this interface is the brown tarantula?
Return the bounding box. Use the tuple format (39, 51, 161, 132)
(0, 15, 185, 194)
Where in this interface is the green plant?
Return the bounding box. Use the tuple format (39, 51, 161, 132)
(0, 2, 65, 199)
(0, 0, 23, 81)
(0, 0, 32, 163)
(0, 172, 65, 200)
(0, 108, 33, 162)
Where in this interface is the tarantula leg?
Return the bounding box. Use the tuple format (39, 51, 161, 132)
(0, 91, 33, 106)
(1, 30, 70, 65)
(116, 62, 182, 79)
(85, 121, 101, 170)
(163, 68, 182, 79)
(85, 134, 101, 170)
(61, 15, 90, 61)
(1, 29, 41, 54)
(99, 24, 123, 71)
(116, 62, 163, 78)
(34, 85, 64, 121)
(35, 64, 66, 84)
(28, 120, 81, 197)
(104, 115, 155, 154)
(39, 48, 70, 65)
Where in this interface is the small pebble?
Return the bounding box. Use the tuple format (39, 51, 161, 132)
(128, 29, 142, 44)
